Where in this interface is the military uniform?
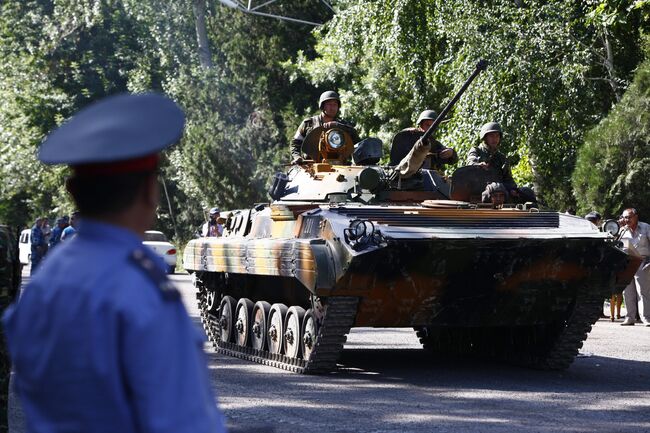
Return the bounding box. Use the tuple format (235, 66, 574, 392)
(466, 143, 517, 192)
(0, 226, 20, 433)
(389, 128, 458, 171)
(290, 114, 360, 161)
(2, 93, 227, 433)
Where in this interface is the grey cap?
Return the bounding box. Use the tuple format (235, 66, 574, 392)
(209, 207, 220, 215)
(479, 122, 502, 140)
(585, 211, 602, 222)
(39, 93, 185, 165)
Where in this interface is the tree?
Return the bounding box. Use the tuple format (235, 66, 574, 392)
(572, 37, 650, 218)
(295, 0, 649, 210)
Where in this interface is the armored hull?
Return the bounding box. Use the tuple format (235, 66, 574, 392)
(184, 163, 636, 373)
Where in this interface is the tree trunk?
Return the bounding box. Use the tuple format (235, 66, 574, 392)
(193, 0, 212, 68)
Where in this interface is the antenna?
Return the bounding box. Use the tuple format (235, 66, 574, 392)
(216, 0, 333, 26)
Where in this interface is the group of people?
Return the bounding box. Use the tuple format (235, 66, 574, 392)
(585, 208, 650, 327)
(29, 212, 78, 274)
(291, 90, 532, 204)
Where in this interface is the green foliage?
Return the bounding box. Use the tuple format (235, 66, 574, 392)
(296, 0, 649, 209)
(573, 45, 650, 218)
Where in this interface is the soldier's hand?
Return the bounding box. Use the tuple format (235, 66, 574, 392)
(478, 162, 490, 170)
(291, 156, 304, 165)
(322, 122, 337, 130)
(439, 148, 453, 159)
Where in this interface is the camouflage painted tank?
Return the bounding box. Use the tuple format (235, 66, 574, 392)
(183, 63, 638, 373)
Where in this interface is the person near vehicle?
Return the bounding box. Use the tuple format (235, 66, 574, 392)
(481, 182, 507, 207)
(290, 90, 360, 164)
(389, 109, 458, 171)
(202, 207, 223, 237)
(61, 211, 79, 241)
(48, 217, 68, 249)
(618, 208, 650, 326)
(467, 122, 519, 197)
(2, 93, 227, 432)
(29, 217, 47, 274)
(0, 225, 21, 432)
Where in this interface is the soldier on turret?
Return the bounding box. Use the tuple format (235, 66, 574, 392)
(290, 91, 360, 164)
(390, 109, 458, 171)
(467, 122, 520, 199)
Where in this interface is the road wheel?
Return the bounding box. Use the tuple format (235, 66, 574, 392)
(218, 296, 237, 343)
(301, 308, 319, 361)
(206, 290, 219, 313)
(251, 301, 271, 350)
(234, 298, 254, 347)
(284, 306, 306, 359)
(267, 303, 288, 354)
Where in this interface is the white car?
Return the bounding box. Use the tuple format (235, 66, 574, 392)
(143, 230, 177, 274)
(19, 229, 31, 265)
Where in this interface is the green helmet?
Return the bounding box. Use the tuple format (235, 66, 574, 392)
(479, 122, 502, 140)
(416, 110, 438, 126)
(319, 91, 341, 109)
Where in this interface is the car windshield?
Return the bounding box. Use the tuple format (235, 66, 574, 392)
(144, 232, 168, 242)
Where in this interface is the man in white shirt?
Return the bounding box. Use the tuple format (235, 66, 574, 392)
(619, 208, 650, 326)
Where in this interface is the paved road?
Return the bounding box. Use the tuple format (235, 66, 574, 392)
(9, 273, 650, 432)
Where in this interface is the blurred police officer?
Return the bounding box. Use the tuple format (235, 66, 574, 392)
(61, 211, 79, 242)
(2, 93, 227, 432)
(48, 217, 68, 249)
(29, 217, 47, 275)
(389, 109, 458, 171)
(290, 90, 360, 164)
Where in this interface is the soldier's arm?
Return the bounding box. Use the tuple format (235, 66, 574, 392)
(290, 121, 308, 162)
(466, 147, 481, 165)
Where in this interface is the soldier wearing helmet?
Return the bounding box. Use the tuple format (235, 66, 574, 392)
(389, 109, 458, 171)
(467, 122, 519, 198)
(290, 90, 360, 164)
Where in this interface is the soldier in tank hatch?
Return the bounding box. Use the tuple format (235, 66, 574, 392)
(2, 93, 227, 432)
(290, 90, 360, 164)
(467, 122, 536, 204)
(389, 109, 458, 171)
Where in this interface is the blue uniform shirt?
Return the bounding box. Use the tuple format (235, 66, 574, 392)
(48, 226, 63, 248)
(60, 225, 76, 241)
(3, 220, 227, 433)
(30, 225, 45, 251)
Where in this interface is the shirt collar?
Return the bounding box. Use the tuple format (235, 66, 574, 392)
(76, 218, 144, 248)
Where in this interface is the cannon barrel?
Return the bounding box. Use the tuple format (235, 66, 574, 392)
(395, 60, 488, 178)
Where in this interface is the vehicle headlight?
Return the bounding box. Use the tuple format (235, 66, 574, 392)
(327, 130, 343, 149)
(344, 219, 376, 250)
(602, 219, 619, 236)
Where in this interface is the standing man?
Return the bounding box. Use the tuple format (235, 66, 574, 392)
(3, 93, 227, 432)
(618, 208, 650, 326)
(61, 211, 79, 242)
(29, 217, 47, 275)
(48, 217, 67, 249)
(389, 109, 458, 171)
(467, 122, 519, 199)
(290, 90, 360, 164)
(202, 207, 223, 237)
(0, 225, 20, 432)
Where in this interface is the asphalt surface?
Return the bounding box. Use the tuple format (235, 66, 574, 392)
(9, 272, 650, 433)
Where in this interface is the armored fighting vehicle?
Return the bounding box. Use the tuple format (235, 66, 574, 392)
(183, 62, 637, 373)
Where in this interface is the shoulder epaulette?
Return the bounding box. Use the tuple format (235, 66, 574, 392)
(129, 248, 180, 301)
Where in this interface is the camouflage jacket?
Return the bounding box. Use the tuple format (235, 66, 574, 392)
(389, 128, 458, 171)
(290, 114, 360, 160)
(466, 144, 517, 191)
